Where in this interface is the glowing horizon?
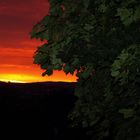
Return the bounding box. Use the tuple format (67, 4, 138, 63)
(0, 79, 26, 83)
(0, 73, 77, 83)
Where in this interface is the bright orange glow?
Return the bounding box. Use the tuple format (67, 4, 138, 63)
(0, 71, 76, 83)
(0, 74, 35, 83)
(0, 0, 77, 83)
(0, 72, 77, 83)
(0, 79, 26, 83)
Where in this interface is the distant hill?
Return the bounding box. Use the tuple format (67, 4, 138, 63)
(0, 81, 77, 114)
(0, 81, 76, 94)
(0, 81, 87, 140)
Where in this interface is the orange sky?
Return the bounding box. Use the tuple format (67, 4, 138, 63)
(0, 0, 76, 83)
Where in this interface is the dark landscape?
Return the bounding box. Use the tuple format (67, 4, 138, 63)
(0, 81, 87, 139)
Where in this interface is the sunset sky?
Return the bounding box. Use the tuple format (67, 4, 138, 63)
(0, 0, 76, 83)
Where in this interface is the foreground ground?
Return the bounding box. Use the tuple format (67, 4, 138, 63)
(0, 81, 87, 139)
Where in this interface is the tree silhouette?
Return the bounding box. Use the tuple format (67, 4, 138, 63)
(31, 0, 140, 139)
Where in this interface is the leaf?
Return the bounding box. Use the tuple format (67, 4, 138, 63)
(83, 0, 90, 8)
(81, 71, 90, 79)
(63, 64, 70, 74)
(117, 8, 133, 25)
(41, 64, 48, 69)
(134, 6, 140, 21)
(72, 57, 79, 66)
(69, 68, 75, 75)
(111, 70, 120, 77)
(99, 4, 107, 13)
(53, 64, 62, 70)
(42, 69, 53, 76)
(119, 108, 135, 119)
(81, 65, 93, 79)
(84, 24, 94, 31)
(42, 33, 49, 40)
(82, 121, 88, 128)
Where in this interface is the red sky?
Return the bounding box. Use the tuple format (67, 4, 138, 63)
(0, 0, 76, 83)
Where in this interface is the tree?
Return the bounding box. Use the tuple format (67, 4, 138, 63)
(31, 0, 140, 139)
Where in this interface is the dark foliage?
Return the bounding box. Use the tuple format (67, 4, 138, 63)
(31, 0, 140, 139)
